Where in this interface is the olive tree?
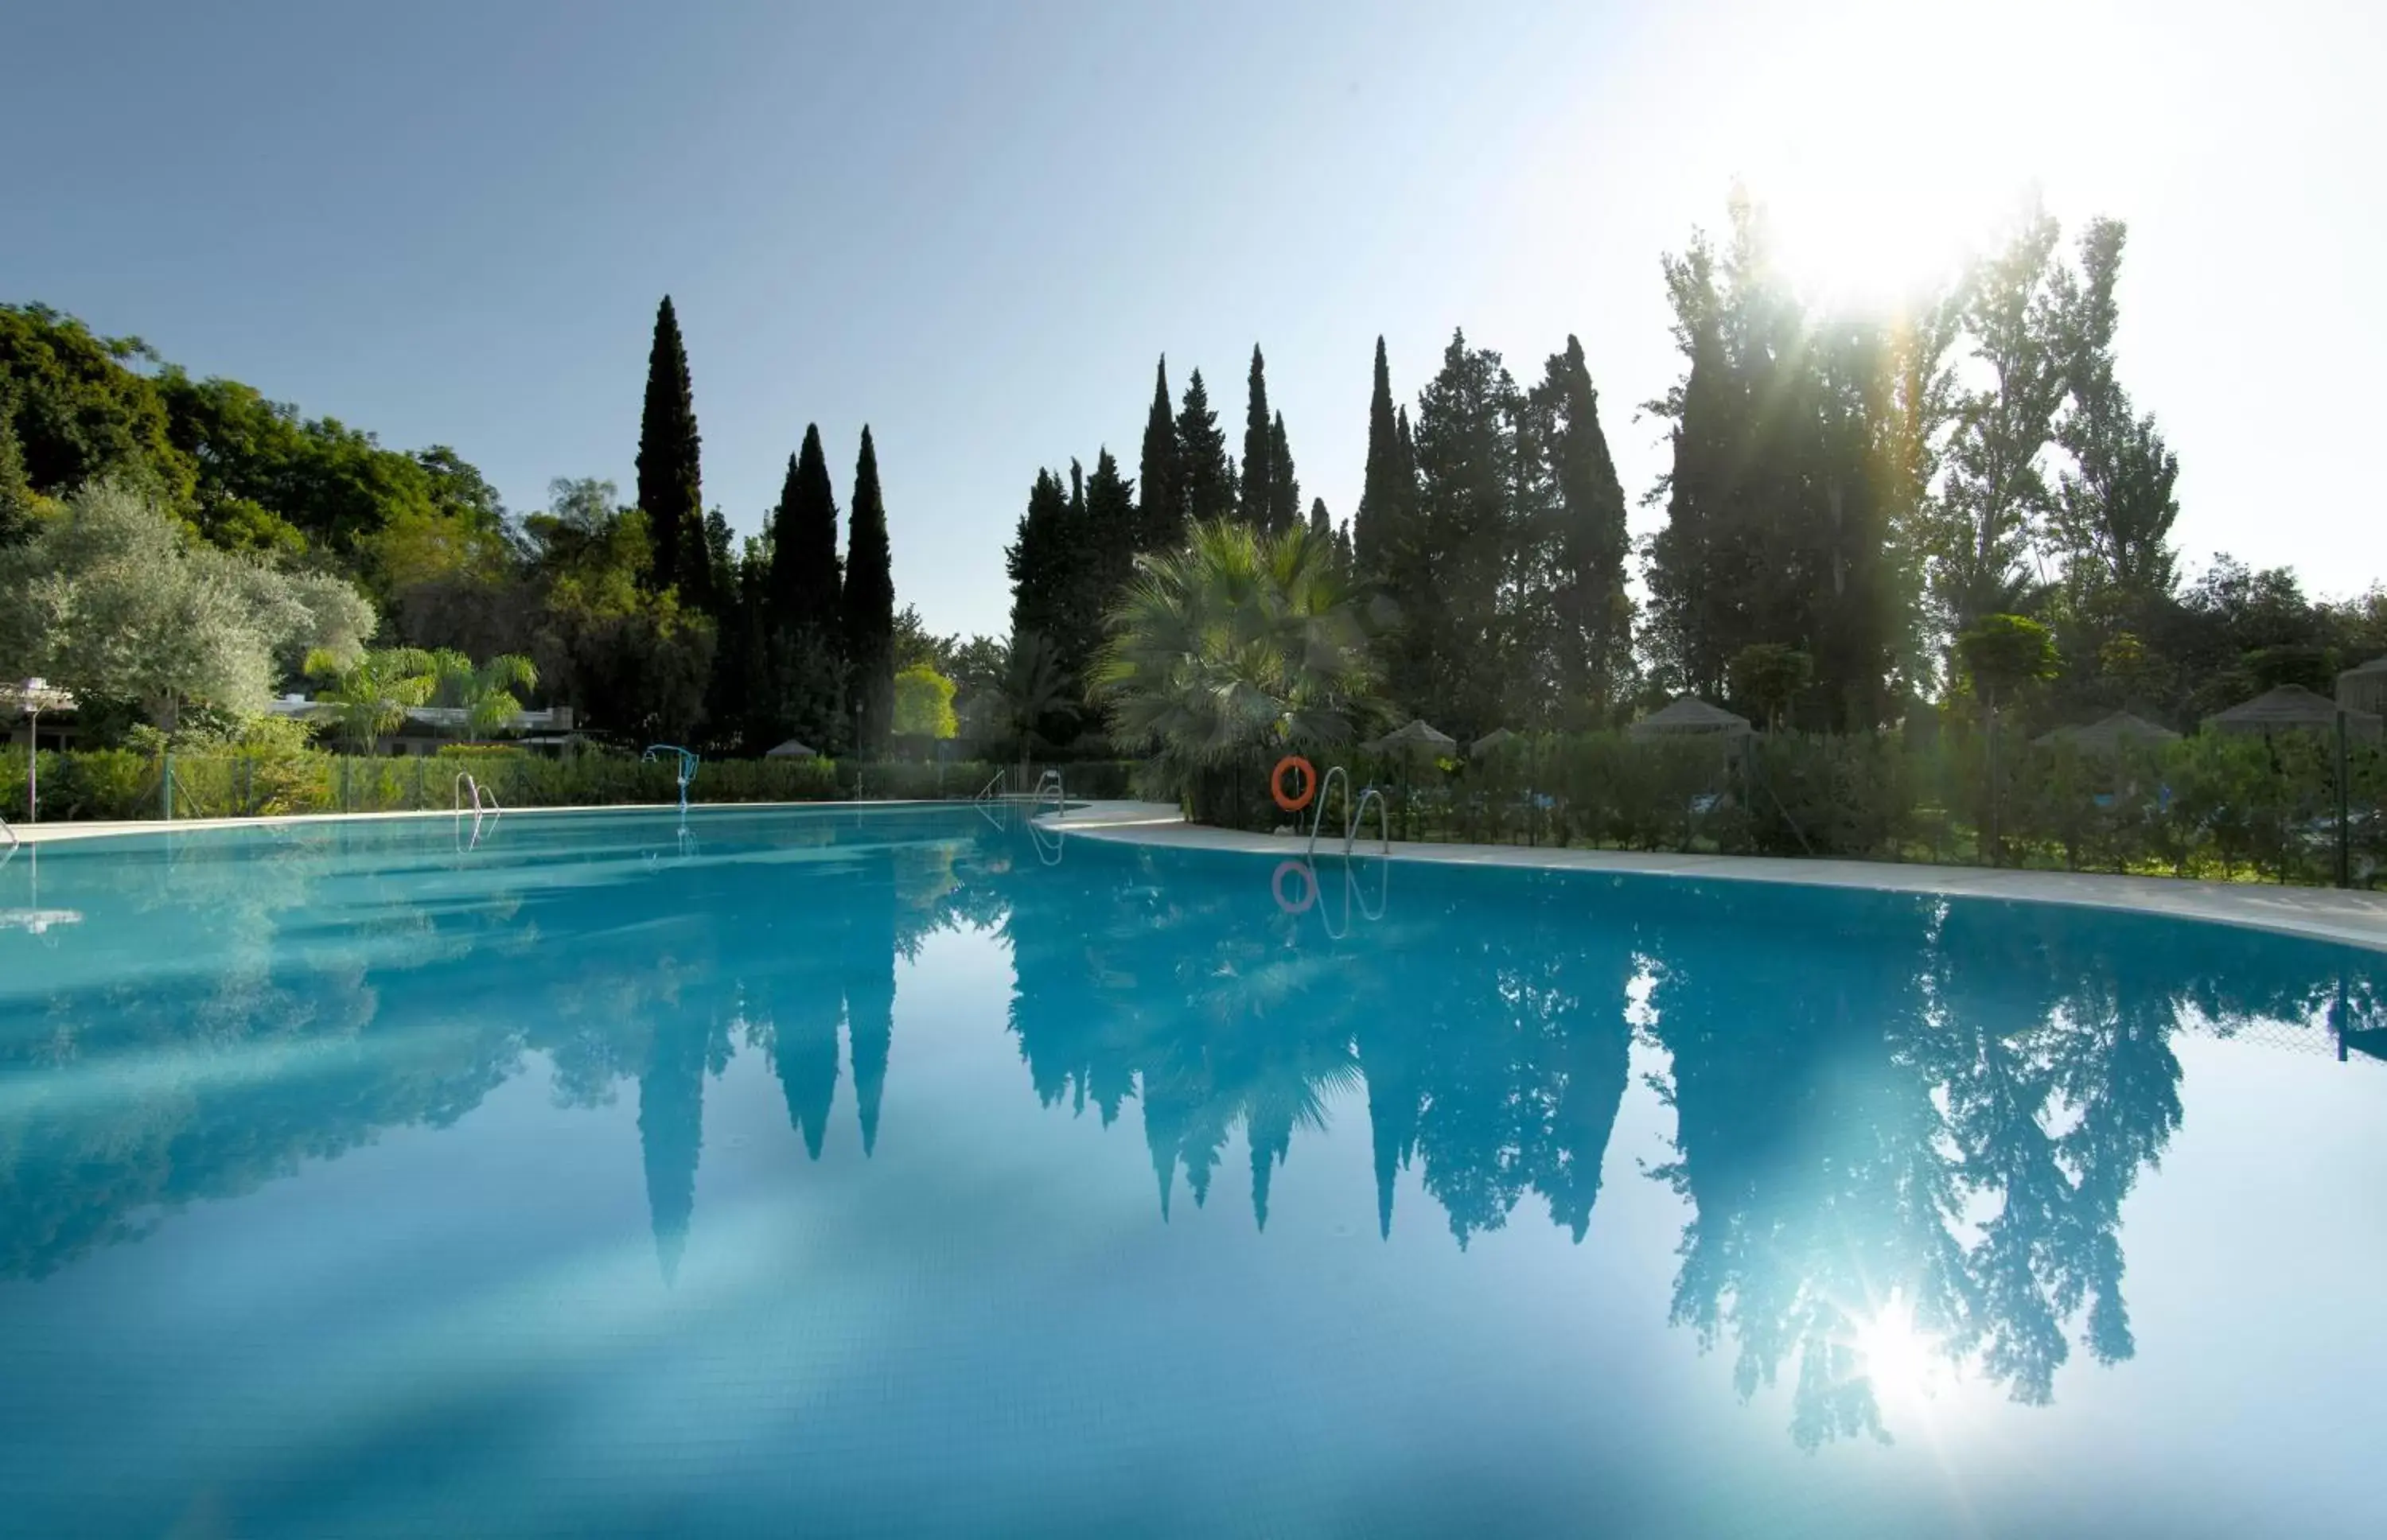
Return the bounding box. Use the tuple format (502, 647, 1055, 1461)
(0, 480, 374, 729)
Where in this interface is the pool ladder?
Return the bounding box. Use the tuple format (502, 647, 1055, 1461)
(1306, 767, 1390, 859)
(1033, 768, 1065, 822)
(453, 772, 501, 850)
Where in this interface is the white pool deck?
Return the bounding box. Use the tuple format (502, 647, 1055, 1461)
(9, 799, 2385, 954)
(1049, 800, 2387, 955)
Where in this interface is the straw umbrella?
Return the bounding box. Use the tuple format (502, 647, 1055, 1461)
(1627, 697, 1752, 741)
(2206, 684, 2383, 887)
(1363, 719, 1456, 838)
(2338, 655, 2387, 718)
(2034, 711, 2180, 754)
(764, 738, 819, 759)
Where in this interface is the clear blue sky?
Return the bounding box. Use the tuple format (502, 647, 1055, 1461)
(8, 0, 2381, 640)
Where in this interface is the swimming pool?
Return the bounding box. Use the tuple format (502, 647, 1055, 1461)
(2, 804, 2379, 1537)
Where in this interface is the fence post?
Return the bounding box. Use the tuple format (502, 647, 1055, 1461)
(161, 752, 173, 821)
(2335, 710, 2350, 889)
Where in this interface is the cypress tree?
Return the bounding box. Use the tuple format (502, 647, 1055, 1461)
(1176, 369, 1233, 527)
(1267, 411, 1300, 535)
(1535, 335, 1634, 722)
(1239, 344, 1272, 527)
(1077, 448, 1138, 679)
(1136, 356, 1182, 552)
(1355, 336, 1408, 575)
(1007, 468, 1069, 645)
(1397, 331, 1519, 738)
(842, 426, 897, 755)
(636, 296, 708, 608)
(1308, 495, 1330, 539)
(769, 427, 844, 633)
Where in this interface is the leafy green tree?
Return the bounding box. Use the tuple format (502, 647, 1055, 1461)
(1728, 644, 1814, 731)
(893, 663, 959, 739)
(635, 295, 708, 609)
(1932, 203, 2067, 629)
(309, 646, 439, 752)
(1957, 612, 2060, 710)
(0, 480, 372, 730)
(521, 478, 715, 738)
(2050, 219, 2181, 628)
(842, 426, 897, 754)
(1175, 368, 1234, 527)
(0, 391, 44, 546)
(1091, 519, 1379, 811)
(1135, 356, 1184, 553)
(0, 304, 189, 504)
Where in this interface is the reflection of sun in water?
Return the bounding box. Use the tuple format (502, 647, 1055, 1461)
(1852, 1290, 1950, 1409)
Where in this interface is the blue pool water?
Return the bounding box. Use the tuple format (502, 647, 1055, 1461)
(1, 805, 2381, 1538)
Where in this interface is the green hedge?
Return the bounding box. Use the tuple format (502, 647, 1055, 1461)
(0, 752, 1143, 825)
(1179, 728, 2385, 887)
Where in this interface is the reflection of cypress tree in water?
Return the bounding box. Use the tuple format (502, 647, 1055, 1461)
(637, 1011, 709, 1285)
(844, 845, 899, 1157)
(1355, 1018, 1422, 1240)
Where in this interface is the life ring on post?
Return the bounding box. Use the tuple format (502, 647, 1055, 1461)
(1271, 755, 1318, 813)
(1272, 859, 1318, 914)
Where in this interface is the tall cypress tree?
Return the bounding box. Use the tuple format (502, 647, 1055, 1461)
(1267, 411, 1299, 535)
(1176, 369, 1233, 527)
(1136, 356, 1182, 552)
(636, 296, 708, 609)
(1239, 344, 1272, 527)
(841, 426, 896, 755)
(1535, 335, 1634, 723)
(770, 427, 844, 633)
(1077, 448, 1138, 680)
(1308, 495, 1330, 539)
(1355, 336, 1408, 575)
(1396, 331, 1520, 738)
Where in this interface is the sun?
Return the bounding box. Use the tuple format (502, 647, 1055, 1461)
(1851, 1290, 1953, 1408)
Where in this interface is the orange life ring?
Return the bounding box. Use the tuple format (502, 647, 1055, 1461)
(1271, 755, 1318, 812)
(1272, 859, 1318, 914)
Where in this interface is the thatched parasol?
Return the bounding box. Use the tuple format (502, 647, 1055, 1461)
(2035, 711, 2181, 753)
(1629, 696, 1752, 741)
(1365, 719, 1458, 757)
(764, 738, 820, 758)
(2205, 684, 2383, 742)
(1469, 727, 1521, 757)
(2338, 655, 2387, 718)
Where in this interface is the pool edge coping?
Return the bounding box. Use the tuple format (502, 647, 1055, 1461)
(1048, 803, 2387, 955)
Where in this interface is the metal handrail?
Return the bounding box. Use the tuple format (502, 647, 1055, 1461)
(974, 768, 1006, 803)
(643, 744, 700, 813)
(1033, 768, 1065, 821)
(1, 811, 18, 851)
(1306, 766, 1352, 858)
(453, 771, 478, 812)
(1347, 787, 1391, 856)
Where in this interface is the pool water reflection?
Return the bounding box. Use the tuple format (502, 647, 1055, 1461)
(0, 807, 2379, 1537)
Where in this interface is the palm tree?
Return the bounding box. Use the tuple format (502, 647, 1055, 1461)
(1091, 519, 1379, 812)
(430, 648, 540, 743)
(995, 630, 1073, 765)
(306, 646, 438, 753)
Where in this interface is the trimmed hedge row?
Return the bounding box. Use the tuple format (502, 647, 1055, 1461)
(0, 751, 1142, 823)
(1193, 728, 2386, 887)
